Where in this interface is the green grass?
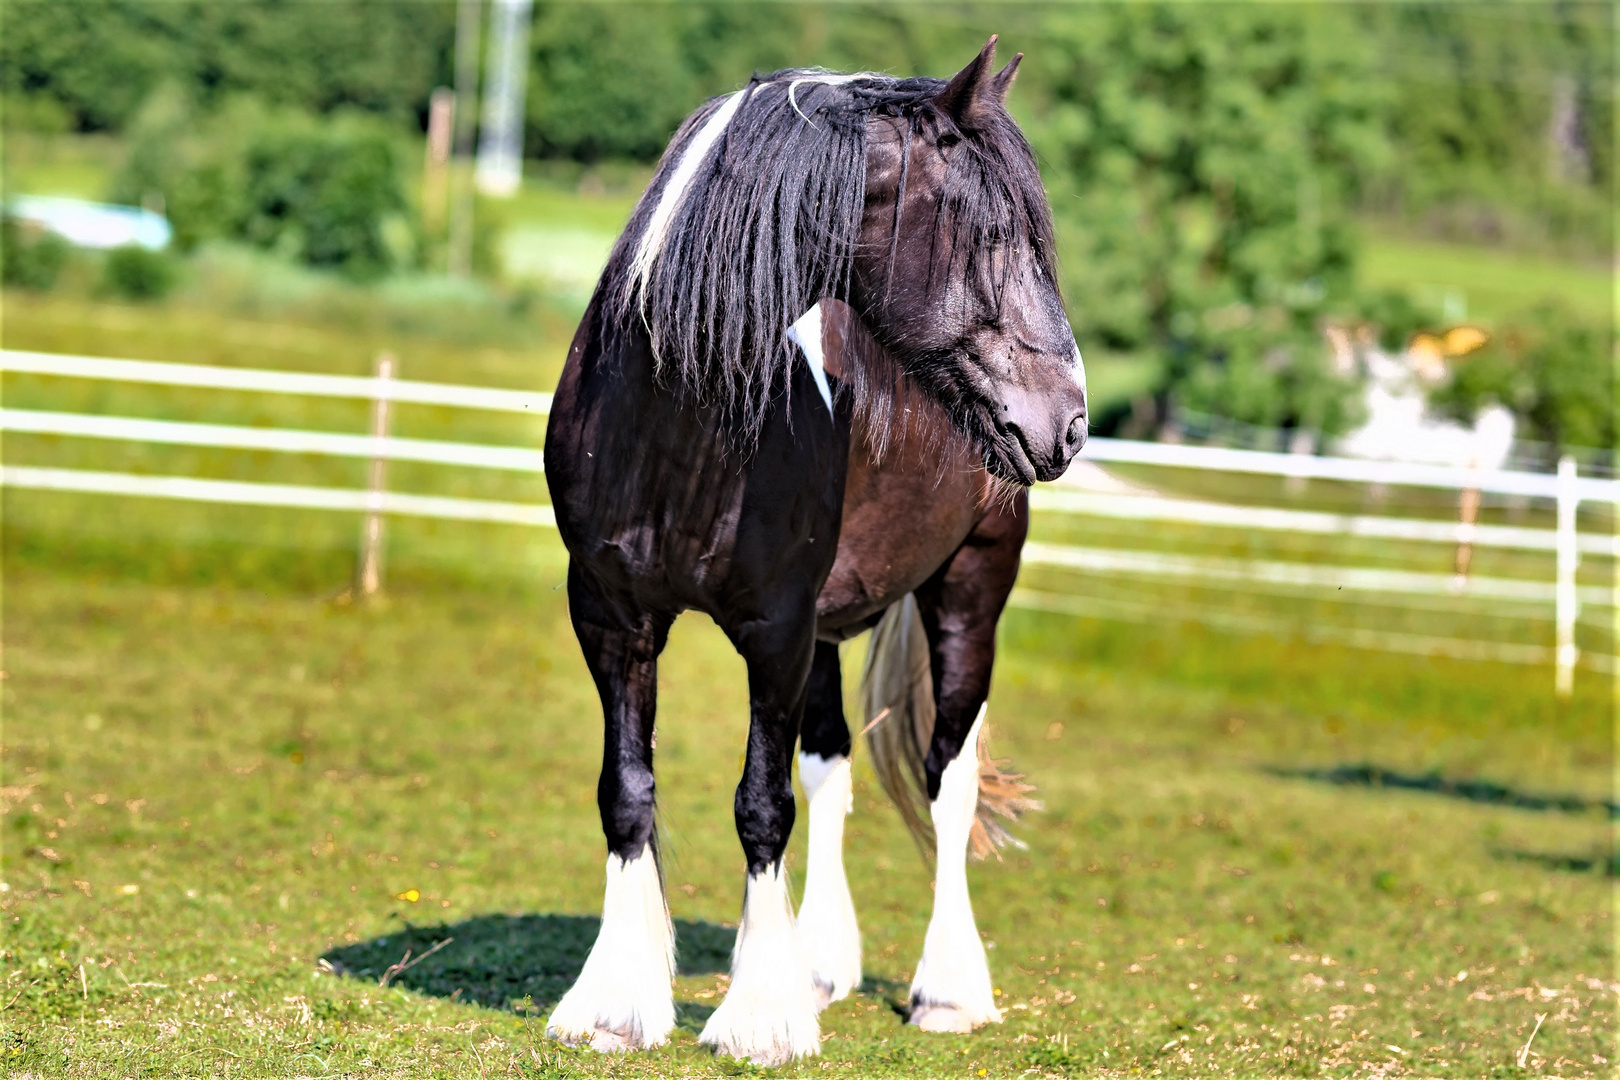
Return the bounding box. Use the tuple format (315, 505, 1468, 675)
(2, 534, 1612, 1079)
(0, 131, 123, 201)
(1357, 230, 1614, 326)
(2, 251, 1615, 1077)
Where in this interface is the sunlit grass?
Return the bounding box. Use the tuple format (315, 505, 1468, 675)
(1, 264, 1614, 1077)
(2, 540, 1612, 1078)
(1357, 230, 1613, 325)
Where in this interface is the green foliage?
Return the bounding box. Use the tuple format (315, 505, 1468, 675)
(1, 0, 454, 132)
(1170, 317, 1365, 440)
(100, 243, 178, 301)
(1, 215, 71, 290)
(1354, 288, 1443, 353)
(113, 91, 407, 278)
(9, 1, 1613, 431)
(1354, 3, 1614, 256)
(1026, 6, 1386, 435)
(109, 82, 235, 251)
(235, 109, 407, 279)
(526, 5, 697, 162)
(1433, 303, 1615, 454)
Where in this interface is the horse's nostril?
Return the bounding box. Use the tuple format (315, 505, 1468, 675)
(1065, 414, 1087, 449)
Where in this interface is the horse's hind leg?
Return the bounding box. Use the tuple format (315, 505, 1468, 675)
(908, 495, 1028, 1034)
(796, 639, 861, 1009)
(547, 565, 675, 1052)
(699, 605, 821, 1065)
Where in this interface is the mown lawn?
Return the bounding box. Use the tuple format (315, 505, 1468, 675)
(2, 510, 1612, 1078)
(2, 276, 1616, 1077)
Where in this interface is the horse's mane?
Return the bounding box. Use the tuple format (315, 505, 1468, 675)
(600, 67, 1057, 442)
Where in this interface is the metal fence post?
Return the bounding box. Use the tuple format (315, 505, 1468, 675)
(1554, 454, 1578, 697)
(358, 354, 395, 597)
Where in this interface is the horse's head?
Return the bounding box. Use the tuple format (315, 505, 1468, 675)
(612, 44, 1085, 477)
(852, 38, 1087, 485)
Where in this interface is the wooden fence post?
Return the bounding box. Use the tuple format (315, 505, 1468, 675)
(1452, 474, 1481, 587)
(422, 88, 455, 237)
(1554, 455, 1578, 698)
(358, 354, 395, 597)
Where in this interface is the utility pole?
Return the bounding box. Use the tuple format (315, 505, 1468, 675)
(475, 0, 534, 198)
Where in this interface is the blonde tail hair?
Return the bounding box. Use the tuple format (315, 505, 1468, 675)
(858, 593, 1040, 862)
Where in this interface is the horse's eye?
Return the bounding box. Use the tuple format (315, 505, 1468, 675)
(937, 132, 961, 150)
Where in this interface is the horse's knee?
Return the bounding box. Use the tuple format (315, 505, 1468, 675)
(734, 771, 796, 873)
(599, 763, 657, 858)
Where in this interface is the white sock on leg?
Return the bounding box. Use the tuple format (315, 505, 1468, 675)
(796, 752, 861, 1008)
(699, 863, 821, 1065)
(909, 706, 1002, 1032)
(547, 845, 676, 1051)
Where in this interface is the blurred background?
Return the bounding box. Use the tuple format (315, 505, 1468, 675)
(4, 2, 1612, 453)
(2, 5, 1615, 1075)
(2, 0, 1614, 678)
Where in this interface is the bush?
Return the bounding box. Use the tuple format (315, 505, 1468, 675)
(236, 110, 406, 279)
(102, 244, 178, 301)
(1, 215, 72, 290)
(1166, 311, 1366, 441)
(114, 91, 409, 280)
(1432, 303, 1614, 456)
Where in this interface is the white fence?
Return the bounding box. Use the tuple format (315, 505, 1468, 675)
(2, 349, 1612, 694)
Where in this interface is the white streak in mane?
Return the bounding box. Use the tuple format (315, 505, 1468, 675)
(630, 72, 884, 301)
(785, 70, 875, 125)
(628, 89, 747, 303)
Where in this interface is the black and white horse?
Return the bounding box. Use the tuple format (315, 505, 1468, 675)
(542, 39, 1087, 1065)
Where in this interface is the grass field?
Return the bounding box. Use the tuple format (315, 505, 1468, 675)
(2, 287, 1615, 1078)
(3, 524, 1613, 1079)
(2, 141, 1616, 1076)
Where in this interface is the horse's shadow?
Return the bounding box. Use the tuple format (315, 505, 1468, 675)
(321, 913, 735, 1020)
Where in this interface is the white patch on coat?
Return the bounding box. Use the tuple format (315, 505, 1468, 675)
(1072, 342, 1088, 395)
(786, 303, 835, 415)
(909, 706, 1003, 1032)
(628, 89, 747, 300)
(699, 864, 821, 1065)
(795, 752, 861, 1008)
(547, 846, 675, 1051)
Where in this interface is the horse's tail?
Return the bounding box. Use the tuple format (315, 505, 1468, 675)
(858, 593, 1041, 863)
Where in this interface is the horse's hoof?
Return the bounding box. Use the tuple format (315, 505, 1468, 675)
(909, 1003, 1001, 1033)
(586, 1027, 635, 1053)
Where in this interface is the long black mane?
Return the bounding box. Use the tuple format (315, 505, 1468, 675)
(601, 68, 1058, 441)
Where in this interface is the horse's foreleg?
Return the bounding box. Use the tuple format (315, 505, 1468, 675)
(796, 639, 861, 1010)
(699, 609, 821, 1066)
(547, 567, 675, 1052)
(908, 494, 1027, 1034)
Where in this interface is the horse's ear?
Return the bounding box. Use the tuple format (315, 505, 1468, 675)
(937, 35, 1008, 130)
(989, 52, 1022, 103)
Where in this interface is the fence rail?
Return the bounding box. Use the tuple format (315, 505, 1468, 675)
(0, 349, 551, 414)
(3, 348, 1611, 692)
(0, 408, 547, 472)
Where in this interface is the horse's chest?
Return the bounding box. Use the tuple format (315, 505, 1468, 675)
(817, 444, 984, 629)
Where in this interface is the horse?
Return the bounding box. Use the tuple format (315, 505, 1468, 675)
(542, 39, 1088, 1065)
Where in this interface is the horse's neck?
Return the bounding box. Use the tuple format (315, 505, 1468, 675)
(819, 300, 978, 478)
